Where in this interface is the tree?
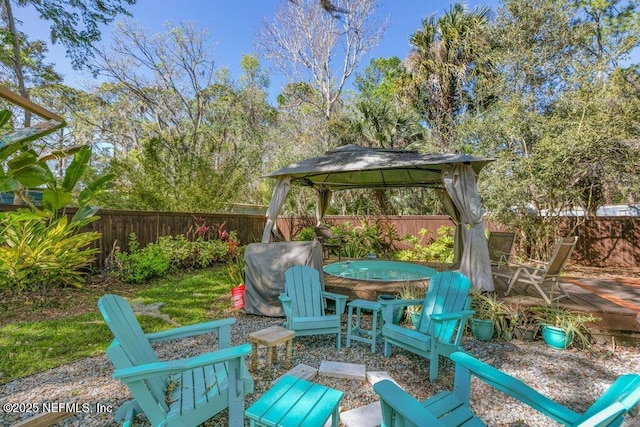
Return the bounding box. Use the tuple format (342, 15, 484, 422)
(463, 0, 640, 256)
(402, 3, 493, 152)
(258, 0, 386, 150)
(572, 0, 640, 78)
(0, 0, 135, 126)
(92, 22, 274, 211)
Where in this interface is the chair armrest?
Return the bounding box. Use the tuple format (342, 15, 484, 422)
(431, 310, 475, 322)
(113, 343, 253, 383)
(379, 298, 423, 323)
(450, 352, 581, 425)
(577, 374, 640, 424)
(278, 294, 292, 304)
(379, 298, 423, 309)
(576, 402, 628, 427)
(145, 318, 236, 343)
(373, 380, 444, 426)
(322, 291, 348, 314)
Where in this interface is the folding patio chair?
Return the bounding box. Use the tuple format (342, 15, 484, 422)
(487, 231, 516, 266)
(314, 225, 343, 260)
(505, 236, 578, 304)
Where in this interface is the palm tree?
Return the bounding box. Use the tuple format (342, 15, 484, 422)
(404, 3, 493, 151)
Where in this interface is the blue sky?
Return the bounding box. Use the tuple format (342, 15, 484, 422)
(21, 1, 500, 99)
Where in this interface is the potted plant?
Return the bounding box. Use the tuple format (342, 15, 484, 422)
(226, 254, 246, 309)
(508, 298, 539, 341)
(469, 290, 512, 341)
(395, 283, 427, 327)
(532, 304, 599, 350)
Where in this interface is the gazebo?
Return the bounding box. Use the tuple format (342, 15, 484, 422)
(246, 145, 494, 316)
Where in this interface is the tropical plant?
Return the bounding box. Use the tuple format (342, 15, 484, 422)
(114, 230, 240, 285)
(470, 289, 514, 340)
(395, 226, 454, 263)
(225, 253, 246, 287)
(0, 211, 99, 292)
(532, 304, 600, 350)
(507, 297, 539, 340)
(402, 2, 493, 151)
(396, 282, 427, 317)
(0, 134, 112, 292)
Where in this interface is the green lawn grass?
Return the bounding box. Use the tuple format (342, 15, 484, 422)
(0, 265, 232, 385)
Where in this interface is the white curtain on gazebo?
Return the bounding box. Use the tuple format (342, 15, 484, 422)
(442, 163, 494, 292)
(261, 177, 291, 243)
(316, 189, 332, 226)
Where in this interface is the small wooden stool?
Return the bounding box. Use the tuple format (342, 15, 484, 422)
(245, 375, 343, 427)
(248, 325, 295, 370)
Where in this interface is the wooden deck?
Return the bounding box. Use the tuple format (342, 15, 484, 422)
(493, 274, 640, 334)
(323, 263, 640, 336)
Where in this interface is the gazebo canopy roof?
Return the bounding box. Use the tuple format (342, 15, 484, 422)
(264, 145, 493, 190)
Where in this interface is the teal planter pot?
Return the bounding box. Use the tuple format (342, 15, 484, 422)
(469, 318, 494, 341)
(542, 325, 573, 349)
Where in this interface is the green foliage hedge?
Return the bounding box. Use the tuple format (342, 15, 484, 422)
(115, 232, 237, 284)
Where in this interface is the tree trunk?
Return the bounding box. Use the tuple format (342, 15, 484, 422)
(371, 189, 397, 215)
(1, 0, 31, 127)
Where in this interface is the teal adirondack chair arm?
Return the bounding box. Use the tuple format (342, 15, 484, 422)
(432, 310, 475, 350)
(450, 351, 640, 426)
(112, 344, 253, 382)
(322, 291, 348, 314)
(576, 374, 640, 424)
(145, 318, 235, 346)
(373, 380, 446, 427)
(278, 294, 293, 326)
(431, 310, 475, 322)
(379, 298, 423, 321)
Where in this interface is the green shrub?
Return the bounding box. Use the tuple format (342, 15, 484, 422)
(294, 226, 315, 241)
(115, 232, 237, 284)
(394, 226, 454, 263)
(194, 239, 229, 268)
(157, 235, 198, 269)
(116, 234, 170, 284)
(0, 210, 100, 292)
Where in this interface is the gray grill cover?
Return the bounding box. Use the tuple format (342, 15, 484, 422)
(244, 241, 324, 316)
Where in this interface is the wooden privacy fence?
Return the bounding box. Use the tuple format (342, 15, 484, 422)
(0, 206, 637, 267)
(566, 217, 640, 267)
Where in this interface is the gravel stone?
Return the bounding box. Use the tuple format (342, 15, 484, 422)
(1, 311, 639, 427)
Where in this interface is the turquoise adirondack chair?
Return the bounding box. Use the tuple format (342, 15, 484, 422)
(98, 294, 254, 427)
(279, 265, 348, 349)
(374, 351, 640, 426)
(380, 271, 474, 381)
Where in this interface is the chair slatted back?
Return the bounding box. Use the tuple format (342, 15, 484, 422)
(545, 236, 578, 278)
(284, 265, 325, 318)
(487, 231, 516, 263)
(98, 295, 168, 410)
(417, 271, 472, 342)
